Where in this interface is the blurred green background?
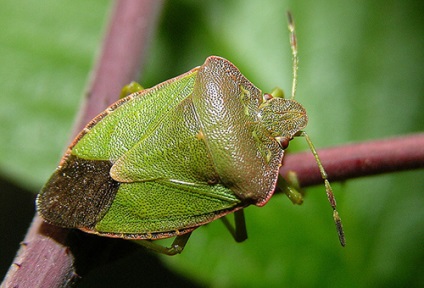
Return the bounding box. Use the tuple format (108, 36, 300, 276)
(1, 0, 423, 287)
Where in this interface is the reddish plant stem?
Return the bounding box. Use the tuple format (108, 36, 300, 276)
(2, 1, 163, 287)
(75, 0, 163, 132)
(279, 133, 424, 188)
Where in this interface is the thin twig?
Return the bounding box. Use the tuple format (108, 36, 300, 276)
(279, 133, 424, 188)
(1, 1, 163, 287)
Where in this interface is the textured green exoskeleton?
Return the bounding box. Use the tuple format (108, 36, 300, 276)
(37, 56, 307, 250)
(37, 13, 345, 255)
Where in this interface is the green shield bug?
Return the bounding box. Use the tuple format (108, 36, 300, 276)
(37, 12, 345, 255)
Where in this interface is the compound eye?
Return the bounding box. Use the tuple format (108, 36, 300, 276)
(263, 93, 273, 101)
(276, 137, 291, 149)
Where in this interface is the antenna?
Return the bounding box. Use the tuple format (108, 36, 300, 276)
(287, 11, 298, 100)
(286, 11, 346, 246)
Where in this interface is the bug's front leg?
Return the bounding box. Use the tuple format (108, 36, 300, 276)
(278, 172, 304, 205)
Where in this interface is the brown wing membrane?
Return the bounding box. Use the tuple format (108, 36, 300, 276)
(37, 154, 120, 228)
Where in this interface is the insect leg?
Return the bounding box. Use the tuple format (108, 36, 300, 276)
(119, 81, 144, 99)
(277, 171, 304, 205)
(220, 209, 248, 242)
(135, 232, 192, 255)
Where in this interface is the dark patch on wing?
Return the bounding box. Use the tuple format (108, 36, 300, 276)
(37, 155, 119, 229)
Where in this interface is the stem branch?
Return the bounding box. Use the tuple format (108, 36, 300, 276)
(2, 1, 163, 287)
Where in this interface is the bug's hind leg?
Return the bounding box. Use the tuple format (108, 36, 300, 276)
(134, 232, 192, 256)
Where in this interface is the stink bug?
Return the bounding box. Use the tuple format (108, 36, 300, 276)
(37, 12, 344, 255)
